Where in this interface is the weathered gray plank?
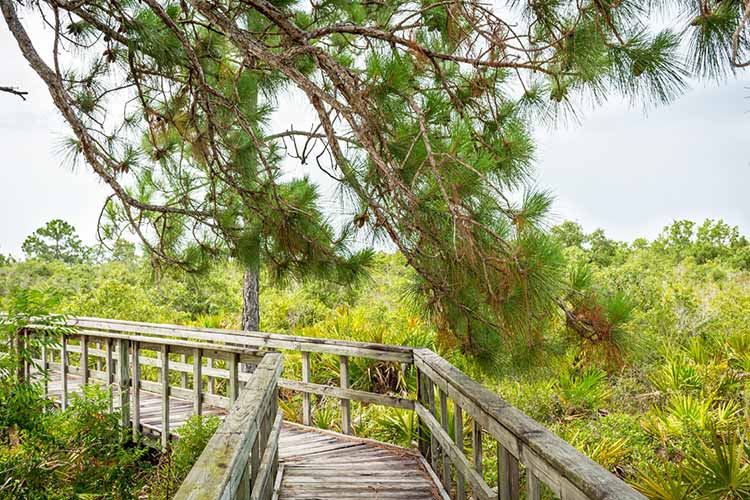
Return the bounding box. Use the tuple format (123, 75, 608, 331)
(278, 378, 414, 411)
(415, 403, 494, 500)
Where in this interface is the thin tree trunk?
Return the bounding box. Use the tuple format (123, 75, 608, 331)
(241, 267, 260, 332)
(240, 267, 259, 373)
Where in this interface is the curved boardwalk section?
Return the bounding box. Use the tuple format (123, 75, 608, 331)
(279, 423, 445, 500)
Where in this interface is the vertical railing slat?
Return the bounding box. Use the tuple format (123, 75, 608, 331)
(416, 369, 430, 459)
(497, 445, 520, 500)
(161, 344, 170, 450)
(426, 378, 439, 474)
(81, 334, 89, 386)
(472, 420, 483, 474)
(61, 335, 68, 410)
(41, 343, 48, 399)
(180, 353, 188, 387)
(117, 339, 130, 430)
(301, 351, 311, 426)
(439, 389, 451, 489)
(527, 471, 541, 500)
(132, 341, 141, 440)
(454, 404, 465, 500)
(193, 348, 202, 416)
(105, 338, 114, 413)
(230, 352, 239, 403)
(340, 355, 351, 435)
(208, 357, 215, 394)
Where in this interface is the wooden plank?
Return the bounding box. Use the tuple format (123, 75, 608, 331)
(61, 335, 68, 410)
(339, 355, 350, 435)
(414, 403, 494, 500)
(41, 345, 48, 399)
(454, 403, 466, 500)
(528, 471, 541, 500)
(173, 353, 283, 500)
(498, 443, 519, 500)
(80, 334, 89, 386)
(68, 317, 414, 362)
(278, 379, 414, 410)
(250, 411, 283, 500)
(439, 389, 451, 488)
(181, 353, 188, 387)
(230, 352, 239, 403)
(413, 349, 646, 500)
(426, 378, 438, 475)
(118, 339, 130, 430)
(301, 352, 311, 426)
(208, 357, 215, 394)
(132, 341, 141, 440)
(161, 344, 169, 450)
(106, 338, 114, 413)
(473, 419, 483, 474)
(416, 369, 430, 459)
(193, 347, 202, 416)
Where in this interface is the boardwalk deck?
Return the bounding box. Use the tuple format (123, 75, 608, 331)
(44, 371, 227, 435)
(279, 423, 445, 500)
(44, 370, 444, 499)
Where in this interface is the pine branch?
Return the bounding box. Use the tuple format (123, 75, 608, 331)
(0, 85, 28, 100)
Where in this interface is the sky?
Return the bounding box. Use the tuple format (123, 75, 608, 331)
(1, 15, 749, 257)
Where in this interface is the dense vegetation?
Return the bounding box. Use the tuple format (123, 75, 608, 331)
(0, 289, 220, 499)
(1, 217, 749, 498)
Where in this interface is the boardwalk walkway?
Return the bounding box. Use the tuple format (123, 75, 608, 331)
(45, 370, 444, 499)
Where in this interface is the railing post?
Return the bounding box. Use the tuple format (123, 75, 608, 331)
(230, 352, 239, 403)
(117, 339, 130, 430)
(132, 341, 141, 440)
(208, 357, 215, 394)
(426, 378, 439, 474)
(180, 353, 188, 387)
(161, 344, 170, 450)
(454, 404, 465, 500)
(105, 338, 114, 413)
(81, 334, 89, 386)
(439, 389, 451, 488)
(193, 348, 202, 416)
(61, 335, 68, 410)
(416, 368, 430, 459)
(41, 342, 48, 399)
(498, 444, 520, 500)
(96, 341, 102, 372)
(301, 351, 311, 426)
(527, 471, 541, 500)
(339, 355, 351, 434)
(472, 420, 483, 474)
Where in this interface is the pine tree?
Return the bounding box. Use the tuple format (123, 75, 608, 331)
(22, 219, 90, 264)
(3, 0, 747, 360)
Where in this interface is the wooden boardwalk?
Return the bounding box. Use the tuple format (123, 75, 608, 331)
(45, 371, 227, 435)
(279, 423, 445, 499)
(44, 370, 444, 499)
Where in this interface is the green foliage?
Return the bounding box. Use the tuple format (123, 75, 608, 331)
(143, 415, 220, 498)
(0, 386, 154, 500)
(21, 219, 91, 264)
(3, 216, 750, 499)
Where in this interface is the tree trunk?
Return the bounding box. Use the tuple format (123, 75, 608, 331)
(240, 267, 260, 373)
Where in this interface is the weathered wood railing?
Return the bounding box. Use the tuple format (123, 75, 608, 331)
(174, 352, 283, 500)
(413, 349, 643, 500)
(16, 317, 644, 500)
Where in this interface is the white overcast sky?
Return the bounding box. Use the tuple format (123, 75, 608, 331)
(1, 15, 749, 257)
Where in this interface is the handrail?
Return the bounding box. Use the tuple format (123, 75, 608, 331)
(413, 349, 646, 500)
(70, 317, 413, 362)
(174, 353, 283, 500)
(16, 317, 645, 500)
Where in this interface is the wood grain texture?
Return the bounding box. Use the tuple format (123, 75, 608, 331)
(278, 423, 446, 500)
(414, 349, 647, 500)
